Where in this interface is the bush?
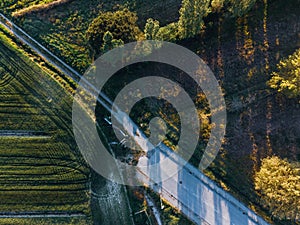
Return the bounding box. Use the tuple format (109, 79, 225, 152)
(144, 19, 179, 42)
(268, 48, 300, 98)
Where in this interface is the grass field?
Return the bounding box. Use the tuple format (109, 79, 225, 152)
(0, 25, 91, 224)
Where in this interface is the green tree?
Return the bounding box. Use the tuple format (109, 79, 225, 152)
(227, 0, 257, 17)
(254, 156, 300, 220)
(86, 8, 141, 56)
(144, 18, 160, 40)
(144, 18, 179, 42)
(101, 31, 124, 53)
(268, 48, 300, 98)
(178, 0, 211, 39)
(157, 22, 179, 42)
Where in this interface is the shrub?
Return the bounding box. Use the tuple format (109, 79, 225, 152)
(268, 48, 300, 98)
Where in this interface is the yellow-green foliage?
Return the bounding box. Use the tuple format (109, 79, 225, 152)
(254, 156, 300, 220)
(268, 48, 300, 98)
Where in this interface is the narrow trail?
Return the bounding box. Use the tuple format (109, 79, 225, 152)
(0, 130, 50, 138)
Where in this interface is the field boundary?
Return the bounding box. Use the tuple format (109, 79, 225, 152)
(0, 212, 85, 218)
(12, 0, 75, 18)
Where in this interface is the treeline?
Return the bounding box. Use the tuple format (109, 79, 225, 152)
(87, 0, 258, 56)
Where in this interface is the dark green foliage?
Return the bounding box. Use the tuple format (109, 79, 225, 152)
(226, 0, 257, 17)
(101, 31, 124, 53)
(86, 8, 141, 56)
(178, 0, 211, 39)
(210, 0, 257, 16)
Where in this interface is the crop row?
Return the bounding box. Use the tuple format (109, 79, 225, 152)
(0, 217, 91, 225)
(0, 26, 90, 217)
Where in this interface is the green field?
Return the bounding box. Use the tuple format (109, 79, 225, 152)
(0, 26, 90, 224)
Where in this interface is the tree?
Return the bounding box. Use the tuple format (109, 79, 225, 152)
(254, 156, 300, 220)
(86, 8, 141, 56)
(156, 22, 179, 42)
(226, 0, 257, 17)
(268, 48, 300, 98)
(211, 0, 225, 12)
(144, 18, 179, 42)
(178, 0, 211, 39)
(101, 31, 124, 53)
(144, 18, 160, 40)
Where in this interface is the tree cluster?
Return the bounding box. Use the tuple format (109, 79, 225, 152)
(87, 0, 259, 54)
(254, 156, 300, 221)
(86, 8, 141, 56)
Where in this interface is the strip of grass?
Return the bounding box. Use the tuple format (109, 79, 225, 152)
(1, 0, 56, 14)
(0, 217, 90, 225)
(12, 0, 74, 18)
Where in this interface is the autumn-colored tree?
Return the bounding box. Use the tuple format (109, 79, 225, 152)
(268, 48, 300, 98)
(254, 156, 300, 220)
